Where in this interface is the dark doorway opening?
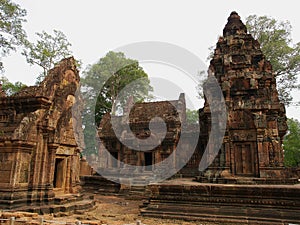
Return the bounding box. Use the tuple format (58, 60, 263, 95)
(144, 152, 153, 171)
(53, 158, 65, 188)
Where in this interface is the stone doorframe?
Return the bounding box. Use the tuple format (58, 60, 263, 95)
(53, 156, 69, 192)
(231, 142, 259, 177)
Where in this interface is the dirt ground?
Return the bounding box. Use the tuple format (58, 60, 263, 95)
(58, 195, 216, 225)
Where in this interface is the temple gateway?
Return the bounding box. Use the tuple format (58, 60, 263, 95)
(0, 58, 93, 213)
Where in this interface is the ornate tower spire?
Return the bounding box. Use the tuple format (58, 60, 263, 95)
(200, 11, 289, 182)
(223, 11, 247, 36)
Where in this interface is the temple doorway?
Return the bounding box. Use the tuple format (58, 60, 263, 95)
(234, 143, 256, 176)
(144, 152, 153, 171)
(53, 158, 66, 189)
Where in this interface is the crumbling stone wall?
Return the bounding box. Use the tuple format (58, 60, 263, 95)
(0, 57, 83, 209)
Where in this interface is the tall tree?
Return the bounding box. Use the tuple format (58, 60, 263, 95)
(246, 15, 300, 105)
(0, 0, 27, 71)
(81, 51, 153, 154)
(82, 51, 152, 125)
(22, 30, 73, 84)
(0, 76, 26, 96)
(283, 118, 300, 167)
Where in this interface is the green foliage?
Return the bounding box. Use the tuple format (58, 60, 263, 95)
(22, 30, 73, 84)
(246, 15, 300, 105)
(186, 109, 199, 124)
(0, 76, 26, 95)
(0, 0, 27, 71)
(81, 51, 153, 155)
(283, 118, 300, 167)
(0, 2, 74, 83)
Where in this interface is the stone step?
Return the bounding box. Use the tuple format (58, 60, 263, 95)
(130, 183, 149, 189)
(124, 186, 151, 200)
(141, 182, 300, 224)
(80, 175, 120, 194)
(12, 197, 95, 215)
(54, 193, 83, 205)
(141, 208, 300, 225)
(127, 190, 145, 195)
(125, 195, 147, 200)
(53, 199, 96, 216)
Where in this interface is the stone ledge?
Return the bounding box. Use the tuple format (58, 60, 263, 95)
(141, 182, 300, 224)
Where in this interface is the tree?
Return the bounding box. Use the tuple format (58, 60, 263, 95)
(186, 109, 199, 124)
(22, 30, 73, 84)
(0, 76, 26, 96)
(246, 15, 300, 105)
(82, 51, 152, 125)
(283, 118, 300, 167)
(0, 0, 27, 71)
(81, 51, 153, 154)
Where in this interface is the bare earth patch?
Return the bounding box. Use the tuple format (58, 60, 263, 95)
(56, 195, 216, 225)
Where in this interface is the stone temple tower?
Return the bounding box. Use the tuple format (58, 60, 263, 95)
(199, 12, 293, 183)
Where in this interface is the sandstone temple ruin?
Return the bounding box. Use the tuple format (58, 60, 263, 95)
(98, 94, 185, 171)
(0, 11, 299, 224)
(96, 12, 300, 223)
(97, 93, 201, 178)
(0, 58, 92, 213)
(198, 11, 290, 182)
(140, 12, 300, 224)
(97, 12, 294, 184)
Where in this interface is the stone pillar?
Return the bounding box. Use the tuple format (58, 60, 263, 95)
(229, 142, 235, 175)
(48, 144, 58, 188)
(65, 156, 71, 193)
(172, 146, 176, 171)
(224, 141, 231, 174)
(257, 134, 264, 169)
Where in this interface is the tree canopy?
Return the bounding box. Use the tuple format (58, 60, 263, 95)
(283, 118, 300, 167)
(1, 1, 74, 84)
(246, 15, 300, 105)
(82, 51, 152, 124)
(81, 51, 153, 154)
(0, 76, 26, 96)
(22, 30, 73, 84)
(0, 0, 27, 71)
(186, 109, 199, 124)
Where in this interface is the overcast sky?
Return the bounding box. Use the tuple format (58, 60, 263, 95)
(2, 0, 300, 119)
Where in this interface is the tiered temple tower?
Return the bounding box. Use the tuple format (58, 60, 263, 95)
(199, 12, 292, 183)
